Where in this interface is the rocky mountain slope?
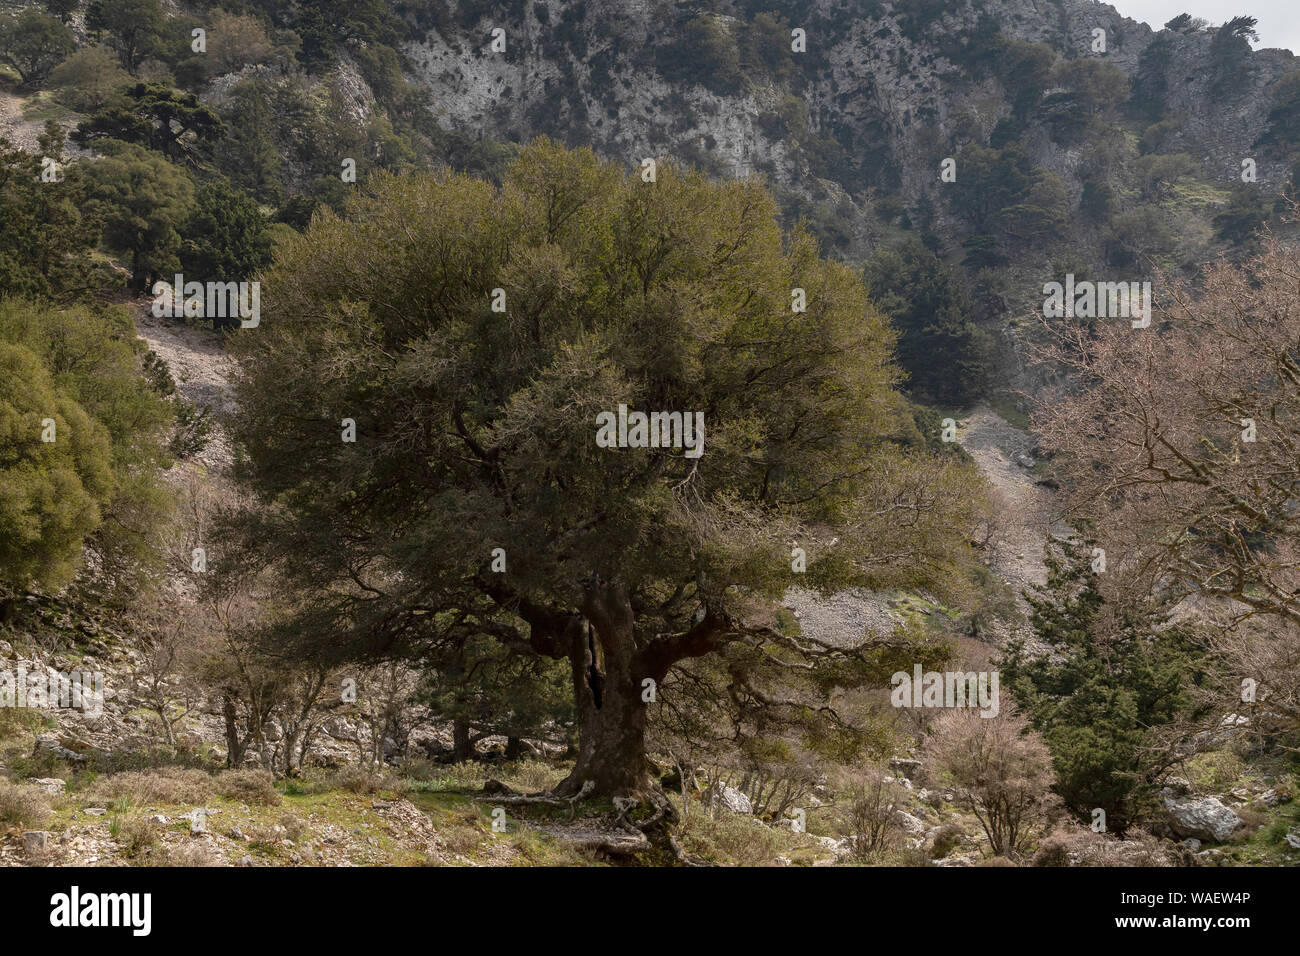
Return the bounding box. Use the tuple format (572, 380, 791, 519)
(407, 0, 1296, 232)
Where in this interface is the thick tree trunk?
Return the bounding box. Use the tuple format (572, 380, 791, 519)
(452, 716, 473, 763)
(222, 694, 245, 769)
(554, 581, 652, 798)
(489, 575, 726, 804)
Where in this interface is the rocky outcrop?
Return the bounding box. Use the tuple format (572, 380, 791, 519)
(1162, 793, 1246, 843)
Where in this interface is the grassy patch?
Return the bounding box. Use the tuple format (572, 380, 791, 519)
(986, 394, 1031, 430)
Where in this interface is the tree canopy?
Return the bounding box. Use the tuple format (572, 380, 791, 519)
(226, 140, 987, 799)
(0, 299, 173, 605)
(0, 9, 75, 89)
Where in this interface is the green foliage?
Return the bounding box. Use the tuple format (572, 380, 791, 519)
(0, 8, 76, 88)
(1079, 177, 1114, 222)
(85, 142, 195, 290)
(940, 12, 1004, 78)
(948, 144, 1041, 238)
(1055, 59, 1129, 114)
(1104, 205, 1175, 267)
(1209, 16, 1258, 96)
(1001, 170, 1069, 242)
(225, 141, 986, 791)
(863, 238, 991, 407)
(0, 339, 110, 591)
(1135, 152, 1197, 201)
(1213, 184, 1269, 245)
(992, 38, 1055, 118)
(179, 178, 274, 287)
(424, 635, 574, 748)
(353, 39, 410, 109)
(1042, 60, 1128, 146)
(0, 140, 104, 300)
(0, 299, 173, 597)
(960, 234, 1007, 271)
(1164, 14, 1206, 34)
(233, 139, 981, 610)
(291, 0, 408, 68)
(49, 45, 132, 113)
(655, 15, 743, 94)
(204, 8, 277, 77)
(0, 298, 174, 595)
(737, 12, 796, 86)
(1129, 32, 1173, 123)
(1139, 117, 1183, 156)
(74, 82, 225, 163)
(999, 537, 1204, 831)
(45, 0, 81, 23)
(86, 0, 167, 75)
(213, 77, 284, 204)
(168, 399, 212, 459)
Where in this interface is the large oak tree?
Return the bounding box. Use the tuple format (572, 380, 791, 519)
(227, 140, 985, 800)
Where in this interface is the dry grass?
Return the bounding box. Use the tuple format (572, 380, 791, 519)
(215, 769, 280, 806)
(279, 812, 308, 842)
(678, 811, 799, 866)
(0, 781, 50, 826)
(85, 767, 214, 805)
(1031, 824, 1178, 866)
(160, 840, 222, 866)
(111, 815, 158, 859)
(330, 766, 396, 795)
(929, 821, 968, 859)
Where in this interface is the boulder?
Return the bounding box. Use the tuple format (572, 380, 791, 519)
(892, 810, 926, 835)
(34, 735, 87, 764)
(888, 757, 923, 781)
(714, 783, 752, 814)
(23, 831, 50, 858)
(28, 778, 66, 796)
(1163, 794, 1245, 843)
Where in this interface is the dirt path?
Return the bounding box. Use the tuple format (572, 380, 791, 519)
(133, 305, 236, 471)
(0, 90, 41, 152)
(958, 403, 1068, 644)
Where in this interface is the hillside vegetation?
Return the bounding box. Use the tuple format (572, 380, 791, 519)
(1, 0, 1298, 867)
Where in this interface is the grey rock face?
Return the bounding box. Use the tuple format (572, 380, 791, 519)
(1162, 793, 1245, 842)
(714, 783, 752, 814)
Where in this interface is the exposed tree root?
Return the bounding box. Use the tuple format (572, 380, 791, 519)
(474, 778, 594, 819)
(477, 778, 704, 864)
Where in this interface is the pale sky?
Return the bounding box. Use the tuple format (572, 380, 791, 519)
(1111, 1, 1300, 53)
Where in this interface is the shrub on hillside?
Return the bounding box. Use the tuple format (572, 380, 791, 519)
(0, 781, 52, 826)
(215, 768, 280, 806)
(927, 707, 1058, 857)
(85, 767, 214, 805)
